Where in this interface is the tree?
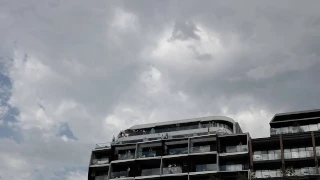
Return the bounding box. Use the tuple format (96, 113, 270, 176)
(281, 167, 300, 180)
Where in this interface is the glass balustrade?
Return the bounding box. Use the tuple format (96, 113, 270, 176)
(270, 123, 320, 135)
(95, 175, 108, 180)
(283, 147, 314, 159)
(190, 145, 211, 153)
(253, 150, 281, 161)
(225, 145, 248, 153)
(195, 164, 217, 172)
(255, 167, 318, 178)
(220, 164, 244, 171)
(126, 123, 233, 137)
(162, 166, 183, 174)
(138, 151, 157, 158)
(141, 168, 160, 176)
(118, 152, 134, 160)
(111, 171, 129, 179)
(92, 157, 109, 165)
(168, 147, 188, 155)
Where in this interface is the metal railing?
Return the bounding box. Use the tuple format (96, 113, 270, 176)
(95, 175, 108, 180)
(141, 168, 160, 176)
(110, 171, 129, 179)
(195, 164, 217, 172)
(168, 147, 188, 155)
(190, 145, 211, 153)
(92, 158, 109, 165)
(138, 151, 157, 158)
(162, 166, 183, 174)
(225, 145, 248, 153)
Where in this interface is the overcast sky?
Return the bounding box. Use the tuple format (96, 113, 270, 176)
(1, 0, 320, 179)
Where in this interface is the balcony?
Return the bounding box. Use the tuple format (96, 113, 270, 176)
(220, 164, 246, 171)
(162, 166, 183, 174)
(138, 151, 157, 158)
(283, 147, 314, 159)
(195, 164, 217, 172)
(270, 123, 320, 135)
(92, 158, 109, 165)
(254, 169, 282, 178)
(225, 145, 248, 153)
(190, 145, 211, 154)
(253, 150, 281, 161)
(141, 168, 160, 176)
(168, 147, 188, 155)
(110, 171, 129, 179)
(95, 175, 108, 180)
(117, 152, 134, 161)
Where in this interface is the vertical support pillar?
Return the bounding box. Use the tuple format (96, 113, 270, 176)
(249, 136, 253, 171)
(311, 131, 318, 172)
(280, 134, 285, 170)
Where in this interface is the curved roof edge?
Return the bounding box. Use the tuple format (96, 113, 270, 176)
(128, 116, 236, 130)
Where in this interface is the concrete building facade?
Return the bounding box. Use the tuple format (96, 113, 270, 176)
(88, 109, 320, 180)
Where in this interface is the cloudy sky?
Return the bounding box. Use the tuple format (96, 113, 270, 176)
(1, 0, 320, 179)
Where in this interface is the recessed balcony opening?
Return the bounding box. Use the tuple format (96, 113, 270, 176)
(110, 161, 135, 179)
(89, 166, 109, 180)
(314, 133, 320, 157)
(283, 135, 313, 160)
(220, 171, 249, 180)
(190, 136, 217, 154)
(219, 155, 249, 171)
(137, 141, 162, 158)
(286, 160, 317, 176)
(114, 145, 136, 161)
(165, 139, 188, 156)
(219, 134, 248, 154)
(91, 150, 111, 166)
(190, 154, 217, 173)
(162, 156, 188, 175)
(189, 173, 218, 180)
(136, 159, 161, 177)
(252, 138, 281, 162)
(253, 163, 282, 178)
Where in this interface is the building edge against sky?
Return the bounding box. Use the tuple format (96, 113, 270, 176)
(88, 109, 320, 180)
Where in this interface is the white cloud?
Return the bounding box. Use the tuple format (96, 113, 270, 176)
(66, 171, 87, 180)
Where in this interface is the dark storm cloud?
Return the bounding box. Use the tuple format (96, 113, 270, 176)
(1, 0, 320, 179)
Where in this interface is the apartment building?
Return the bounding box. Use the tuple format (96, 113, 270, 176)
(88, 109, 320, 180)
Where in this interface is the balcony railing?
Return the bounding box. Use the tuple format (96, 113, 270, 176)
(92, 158, 109, 165)
(138, 151, 157, 158)
(195, 164, 217, 172)
(190, 145, 211, 153)
(162, 166, 183, 174)
(95, 143, 111, 149)
(141, 168, 160, 176)
(225, 145, 248, 153)
(255, 167, 318, 178)
(270, 123, 320, 135)
(220, 164, 246, 171)
(284, 147, 314, 159)
(111, 171, 129, 179)
(95, 175, 108, 180)
(126, 123, 233, 137)
(118, 153, 135, 160)
(168, 147, 188, 155)
(253, 150, 281, 161)
(254, 170, 282, 178)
